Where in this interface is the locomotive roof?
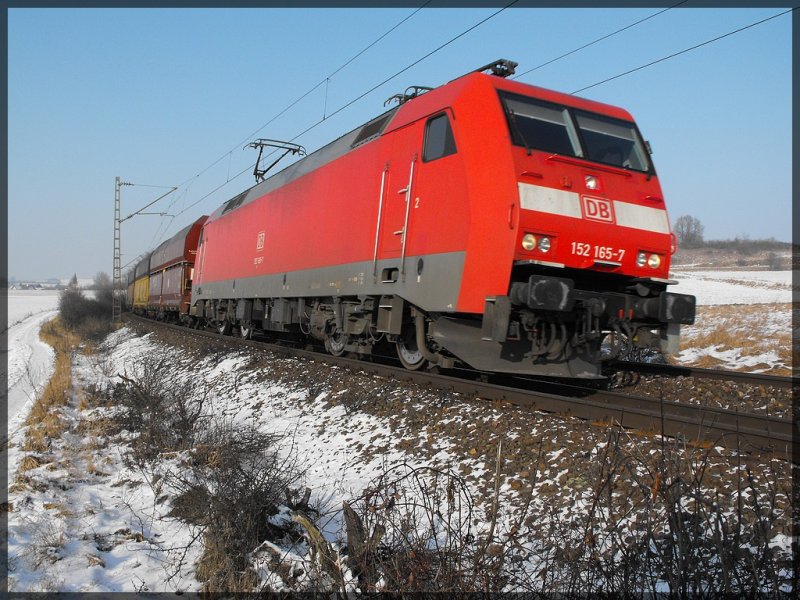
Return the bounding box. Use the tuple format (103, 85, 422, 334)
(134, 252, 152, 279)
(208, 105, 401, 221)
(207, 70, 637, 222)
(149, 215, 207, 272)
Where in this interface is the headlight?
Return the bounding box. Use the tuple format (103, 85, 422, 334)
(538, 237, 551, 253)
(636, 252, 647, 267)
(648, 254, 661, 269)
(522, 233, 537, 251)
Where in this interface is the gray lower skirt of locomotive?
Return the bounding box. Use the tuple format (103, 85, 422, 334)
(190, 254, 693, 379)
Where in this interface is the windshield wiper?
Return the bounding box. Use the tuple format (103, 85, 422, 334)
(507, 109, 532, 156)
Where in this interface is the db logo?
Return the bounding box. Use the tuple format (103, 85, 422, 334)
(582, 196, 615, 223)
(256, 231, 265, 250)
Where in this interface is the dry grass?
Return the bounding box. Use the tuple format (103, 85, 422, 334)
(18, 455, 43, 473)
(42, 502, 75, 519)
(18, 318, 77, 476)
(75, 415, 122, 442)
(678, 303, 794, 375)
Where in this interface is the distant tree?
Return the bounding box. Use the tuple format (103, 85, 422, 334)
(93, 271, 113, 314)
(767, 252, 783, 271)
(59, 271, 115, 332)
(673, 215, 705, 249)
(59, 280, 87, 328)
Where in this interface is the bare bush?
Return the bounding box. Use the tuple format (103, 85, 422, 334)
(506, 430, 793, 597)
(77, 315, 113, 342)
(113, 356, 306, 592)
(309, 433, 792, 597)
(58, 285, 90, 330)
(21, 516, 67, 570)
(767, 251, 783, 271)
(58, 271, 114, 337)
(331, 462, 517, 595)
(164, 418, 304, 593)
(114, 356, 208, 463)
(91, 271, 113, 316)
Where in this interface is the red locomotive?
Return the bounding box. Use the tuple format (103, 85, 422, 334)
(141, 60, 696, 378)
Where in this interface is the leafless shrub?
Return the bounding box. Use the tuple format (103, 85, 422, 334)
(21, 517, 67, 570)
(58, 284, 90, 330)
(310, 431, 791, 598)
(333, 461, 516, 595)
(58, 272, 114, 335)
(767, 251, 783, 271)
(114, 356, 208, 463)
(76, 315, 113, 342)
(508, 429, 793, 597)
(163, 417, 304, 593)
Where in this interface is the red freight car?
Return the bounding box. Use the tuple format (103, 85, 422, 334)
(190, 60, 695, 378)
(147, 216, 207, 320)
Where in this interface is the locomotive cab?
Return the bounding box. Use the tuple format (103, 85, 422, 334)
(431, 67, 696, 377)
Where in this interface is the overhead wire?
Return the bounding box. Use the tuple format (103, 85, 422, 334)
(171, 1, 519, 221)
(572, 7, 796, 94)
(171, 1, 432, 194)
(512, 0, 690, 80)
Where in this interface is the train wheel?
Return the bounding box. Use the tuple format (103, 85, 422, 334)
(396, 335, 427, 371)
(217, 320, 231, 336)
(240, 322, 253, 339)
(324, 330, 348, 357)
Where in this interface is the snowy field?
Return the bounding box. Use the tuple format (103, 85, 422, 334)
(669, 270, 796, 373)
(5, 291, 61, 450)
(7, 289, 62, 327)
(670, 269, 797, 306)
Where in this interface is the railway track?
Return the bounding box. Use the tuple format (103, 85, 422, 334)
(610, 360, 797, 390)
(126, 315, 795, 458)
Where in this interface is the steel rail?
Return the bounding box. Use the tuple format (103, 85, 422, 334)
(611, 361, 798, 390)
(126, 315, 794, 458)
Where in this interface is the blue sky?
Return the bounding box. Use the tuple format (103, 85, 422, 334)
(8, 6, 793, 280)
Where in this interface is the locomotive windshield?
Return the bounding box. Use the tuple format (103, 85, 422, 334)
(499, 91, 651, 173)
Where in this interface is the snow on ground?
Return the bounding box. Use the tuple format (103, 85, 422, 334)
(670, 269, 796, 306)
(4, 291, 61, 474)
(7, 289, 62, 328)
(675, 303, 795, 373)
(6, 329, 498, 592)
(667, 270, 796, 373)
(6, 330, 204, 592)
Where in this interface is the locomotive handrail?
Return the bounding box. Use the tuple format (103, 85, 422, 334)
(400, 155, 417, 278)
(372, 165, 389, 280)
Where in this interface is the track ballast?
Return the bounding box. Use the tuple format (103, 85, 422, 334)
(126, 315, 794, 459)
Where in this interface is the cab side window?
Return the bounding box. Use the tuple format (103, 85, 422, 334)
(423, 113, 456, 162)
